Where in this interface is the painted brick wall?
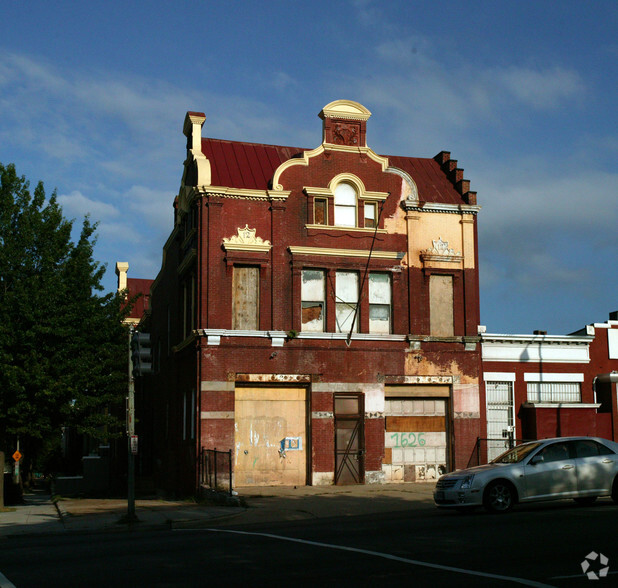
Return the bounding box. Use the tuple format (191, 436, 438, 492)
(312, 418, 334, 472)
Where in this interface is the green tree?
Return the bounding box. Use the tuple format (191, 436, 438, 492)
(0, 162, 129, 481)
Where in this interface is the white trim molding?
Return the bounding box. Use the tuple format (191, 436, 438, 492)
(481, 333, 592, 363)
(524, 373, 584, 383)
(484, 372, 516, 382)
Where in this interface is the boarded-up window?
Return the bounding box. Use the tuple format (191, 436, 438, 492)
(364, 202, 377, 228)
(301, 269, 325, 332)
(314, 198, 327, 225)
(336, 271, 358, 333)
(429, 274, 453, 337)
(232, 266, 259, 330)
(369, 272, 391, 334)
(334, 183, 357, 227)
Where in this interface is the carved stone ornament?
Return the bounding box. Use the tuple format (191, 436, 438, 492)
(420, 237, 463, 268)
(333, 122, 359, 146)
(424, 237, 461, 257)
(222, 225, 272, 252)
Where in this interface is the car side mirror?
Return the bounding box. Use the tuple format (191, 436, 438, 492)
(530, 455, 544, 465)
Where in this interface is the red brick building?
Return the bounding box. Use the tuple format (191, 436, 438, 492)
(480, 314, 618, 462)
(133, 100, 483, 494)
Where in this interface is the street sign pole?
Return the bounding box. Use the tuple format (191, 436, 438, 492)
(13, 438, 20, 485)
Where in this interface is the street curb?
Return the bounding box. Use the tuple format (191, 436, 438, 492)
(169, 508, 246, 530)
(52, 499, 67, 528)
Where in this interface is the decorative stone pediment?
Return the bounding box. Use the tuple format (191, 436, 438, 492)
(420, 237, 463, 269)
(424, 237, 461, 258)
(223, 225, 272, 252)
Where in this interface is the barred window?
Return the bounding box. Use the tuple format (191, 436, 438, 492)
(527, 382, 581, 403)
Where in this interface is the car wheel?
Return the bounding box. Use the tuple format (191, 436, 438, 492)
(483, 480, 514, 513)
(612, 477, 618, 504)
(574, 496, 597, 506)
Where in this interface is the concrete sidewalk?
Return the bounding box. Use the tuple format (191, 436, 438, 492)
(0, 482, 437, 537)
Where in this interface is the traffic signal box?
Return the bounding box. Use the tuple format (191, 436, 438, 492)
(131, 331, 152, 378)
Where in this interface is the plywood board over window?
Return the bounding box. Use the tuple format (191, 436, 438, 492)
(232, 266, 259, 330)
(429, 274, 454, 337)
(383, 398, 448, 482)
(234, 387, 307, 486)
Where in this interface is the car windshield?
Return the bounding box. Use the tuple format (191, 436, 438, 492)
(491, 442, 542, 464)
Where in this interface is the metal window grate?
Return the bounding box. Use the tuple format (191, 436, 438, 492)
(527, 382, 581, 403)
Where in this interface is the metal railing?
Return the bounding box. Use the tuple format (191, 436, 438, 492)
(467, 437, 529, 468)
(200, 448, 232, 496)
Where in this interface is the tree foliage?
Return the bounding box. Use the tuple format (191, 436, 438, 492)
(0, 162, 129, 472)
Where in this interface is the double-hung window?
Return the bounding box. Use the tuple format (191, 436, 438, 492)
(334, 183, 357, 227)
(301, 270, 326, 332)
(364, 202, 377, 229)
(336, 271, 359, 333)
(369, 272, 391, 334)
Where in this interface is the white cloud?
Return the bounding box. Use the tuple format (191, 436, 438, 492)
(490, 66, 585, 109)
(57, 190, 119, 220)
(126, 185, 175, 233)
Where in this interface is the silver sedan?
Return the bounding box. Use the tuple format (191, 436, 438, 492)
(434, 436, 618, 513)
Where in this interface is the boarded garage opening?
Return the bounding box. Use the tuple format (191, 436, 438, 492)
(234, 387, 307, 486)
(383, 386, 450, 482)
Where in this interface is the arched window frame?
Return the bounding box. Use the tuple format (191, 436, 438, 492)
(304, 173, 389, 231)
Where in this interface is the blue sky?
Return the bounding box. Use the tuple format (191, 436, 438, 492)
(1, 1, 616, 335)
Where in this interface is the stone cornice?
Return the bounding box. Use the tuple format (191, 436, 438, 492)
(305, 224, 387, 235)
(194, 186, 291, 201)
(289, 246, 403, 260)
(403, 201, 481, 215)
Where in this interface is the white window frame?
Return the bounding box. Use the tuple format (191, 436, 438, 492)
(368, 272, 391, 334)
(334, 182, 357, 227)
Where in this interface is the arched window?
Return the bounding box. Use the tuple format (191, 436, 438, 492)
(334, 182, 357, 227)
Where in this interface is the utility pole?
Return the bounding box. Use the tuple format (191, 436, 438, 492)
(126, 326, 138, 523)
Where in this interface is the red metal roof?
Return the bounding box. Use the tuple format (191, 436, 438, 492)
(202, 138, 306, 191)
(201, 138, 465, 204)
(386, 155, 464, 205)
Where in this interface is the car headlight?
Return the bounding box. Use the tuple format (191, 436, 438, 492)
(460, 474, 475, 490)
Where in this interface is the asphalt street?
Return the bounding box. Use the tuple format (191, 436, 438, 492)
(1, 495, 617, 587)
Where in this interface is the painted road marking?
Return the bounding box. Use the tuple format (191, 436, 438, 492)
(0, 571, 16, 588)
(191, 528, 555, 587)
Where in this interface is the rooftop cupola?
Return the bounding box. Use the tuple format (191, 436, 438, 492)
(319, 100, 372, 148)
